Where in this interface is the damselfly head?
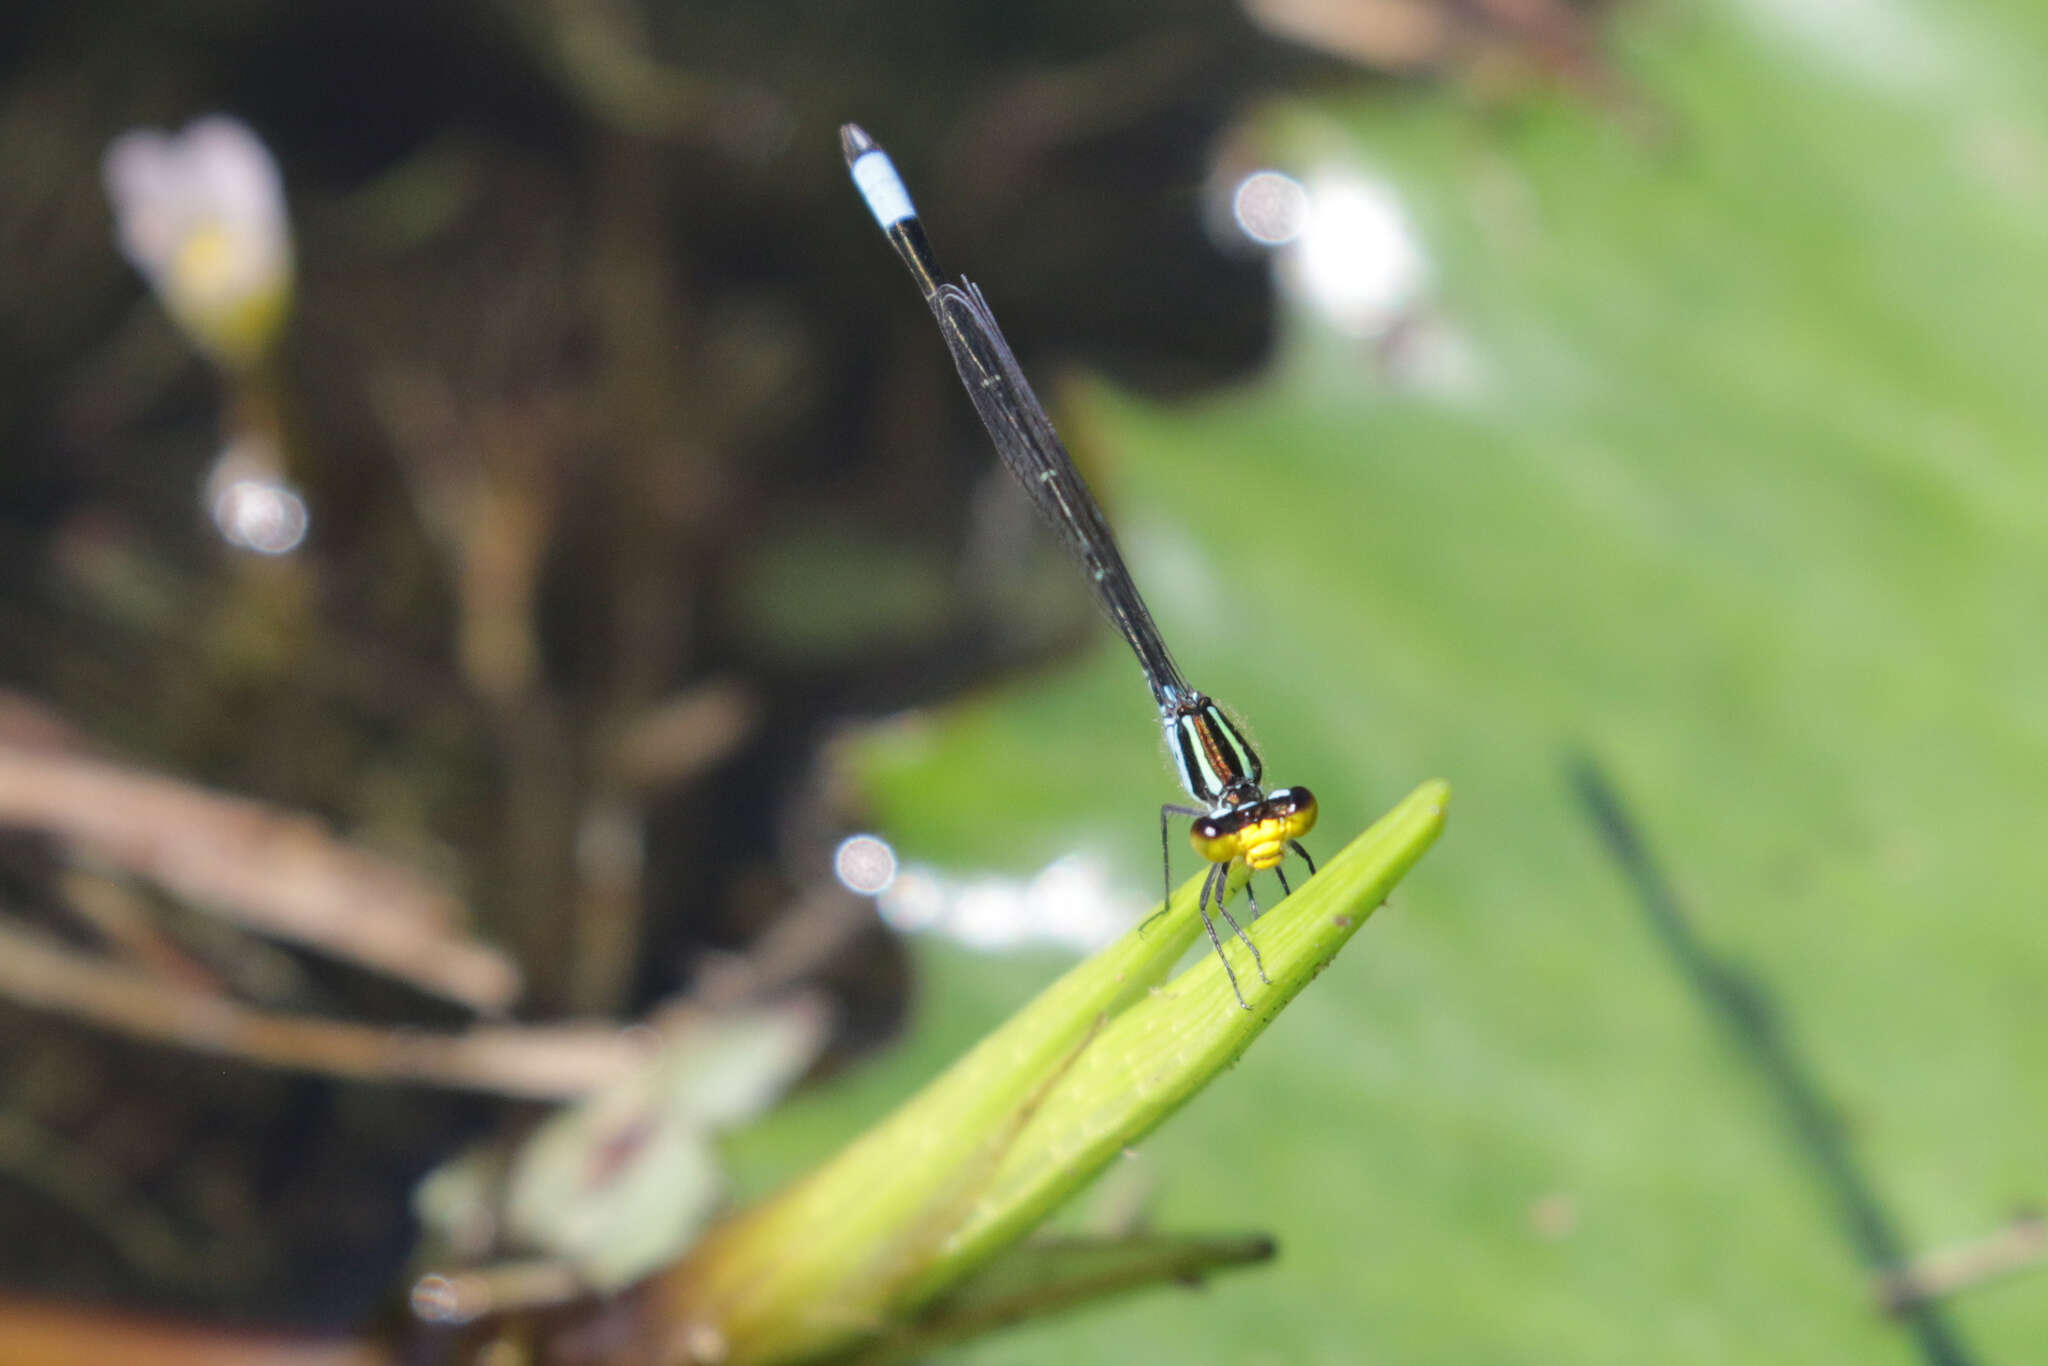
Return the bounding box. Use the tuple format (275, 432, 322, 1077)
(1189, 786, 1318, 870)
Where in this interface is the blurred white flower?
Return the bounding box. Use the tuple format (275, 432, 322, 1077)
(102, 115, 293, 369)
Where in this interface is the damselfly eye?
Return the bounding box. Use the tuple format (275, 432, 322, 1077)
(1279, 787, 1318, 838)
(1189, 814, 1237, 864)
(1274, 786, 1313, 816)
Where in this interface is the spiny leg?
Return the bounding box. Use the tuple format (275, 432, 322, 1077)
(1194, 864, 1249, 1011)
(1273, 864, 1292, 898)
(1214, 870, 1270, 986)
(1290, 839, 1317, 876)
(1144, 803, 1207, 931)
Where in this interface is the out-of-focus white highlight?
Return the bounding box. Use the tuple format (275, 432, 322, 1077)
(1729, 0, 1956, 92)
(205, 439, 307, 555)
(833, 834, 898, 895)
(102, 115, 293, 368)
(1281, 166, 1429, 339)
(1219, 153, 1482, 395)
(876, 852, 1136, 955)
(1230, 169, 1310, 246)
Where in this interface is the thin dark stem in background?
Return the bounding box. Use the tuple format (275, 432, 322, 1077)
(1568, 755, 1979, 1366)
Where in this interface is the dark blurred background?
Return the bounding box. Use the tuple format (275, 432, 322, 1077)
(1, 0, 1309, 1321)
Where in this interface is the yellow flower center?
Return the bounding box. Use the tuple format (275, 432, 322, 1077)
(171, 221, 244, 306)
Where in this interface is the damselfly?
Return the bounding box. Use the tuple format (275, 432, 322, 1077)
(841, 124, 1316, 1009)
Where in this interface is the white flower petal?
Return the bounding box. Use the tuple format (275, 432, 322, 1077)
(100, 115, 294, 366)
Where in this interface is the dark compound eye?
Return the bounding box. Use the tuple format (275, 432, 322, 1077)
(1193, 815, 1226, 840)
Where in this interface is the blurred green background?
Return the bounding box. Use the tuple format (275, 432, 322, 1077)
(751, 4, 2048, 1362)
(3, 0, 2044, 1359)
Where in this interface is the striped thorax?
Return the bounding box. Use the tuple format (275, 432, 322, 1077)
(1165, 695, 1261, 807)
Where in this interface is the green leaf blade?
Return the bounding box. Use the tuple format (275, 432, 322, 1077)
(655, 780, 1448, 1365)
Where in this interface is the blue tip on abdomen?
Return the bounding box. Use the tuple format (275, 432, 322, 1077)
(850, 146, 916, 230)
